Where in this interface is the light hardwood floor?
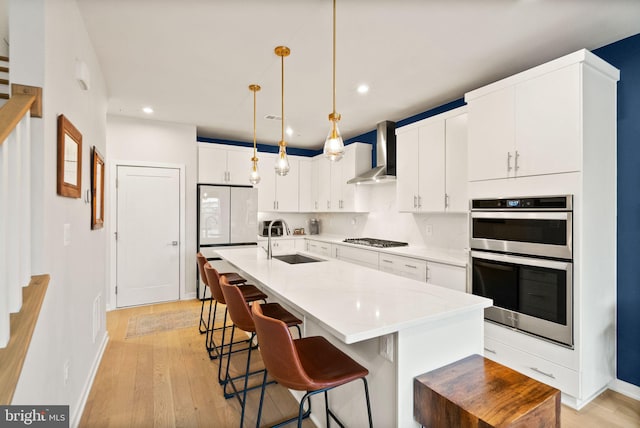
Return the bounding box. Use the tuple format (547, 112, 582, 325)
(80, 299, 640, 427)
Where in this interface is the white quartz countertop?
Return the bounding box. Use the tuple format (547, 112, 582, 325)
(302, 234, 469, 267)
(216, 247, 491, 344)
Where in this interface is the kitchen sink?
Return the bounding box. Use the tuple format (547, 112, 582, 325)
(273, 254, 325, 264)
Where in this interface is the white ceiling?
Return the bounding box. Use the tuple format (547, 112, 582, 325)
(77, 0, 640, 150)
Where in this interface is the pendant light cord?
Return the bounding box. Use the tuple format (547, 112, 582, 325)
(332, 0, 337, 116)
(281, 52, 285, 144)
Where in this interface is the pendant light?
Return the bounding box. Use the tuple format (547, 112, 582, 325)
(248, 84, 261, 185)
(323, 0, 345, 162)
(274, 45, 291, 176)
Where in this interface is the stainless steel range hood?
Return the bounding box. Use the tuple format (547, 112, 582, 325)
(347, 121, 396, 184)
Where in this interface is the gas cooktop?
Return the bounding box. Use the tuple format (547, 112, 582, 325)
(343, 238, 409, 248)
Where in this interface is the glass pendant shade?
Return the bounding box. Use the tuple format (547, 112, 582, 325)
(249, 160, 260, 185)
(275, 143, 290, 176)
(323, 120, 345, 161)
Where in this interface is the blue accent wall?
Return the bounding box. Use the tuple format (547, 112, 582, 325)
(594, 33, 640, 388)
(197, 136, 321, 157)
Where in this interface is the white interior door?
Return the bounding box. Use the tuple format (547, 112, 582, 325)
(116, 165, 180, 307)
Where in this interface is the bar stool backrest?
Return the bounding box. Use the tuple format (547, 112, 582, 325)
(204, 263, 226, 304)
(252, 303, 314, 391)
(196, 252, 209, 287)
(220, 275, 255, 332)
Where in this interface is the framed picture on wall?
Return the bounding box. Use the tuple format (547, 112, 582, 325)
(57, 114, 82, 198)
(91, 146, 105, 229)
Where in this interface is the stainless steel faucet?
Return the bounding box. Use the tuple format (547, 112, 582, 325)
(266, 218, 289, 259)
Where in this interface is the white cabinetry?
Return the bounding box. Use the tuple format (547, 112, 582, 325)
(298, 158, 313, 212)
(396, 107, 468, 212)
(333, 244, 379, 269)
(378, 253, 466, 291)
(467, 49, 620, 408)
(310, 143, 371, 213)
(379, 253, 427, 281)
(257, 154, 299, 212)
(427, 261, 466, 292)
(467, 63, 582, 181)
(198, 143, 253, 185)
(259, 238, 297, 253)
(306, 239, 332, 257)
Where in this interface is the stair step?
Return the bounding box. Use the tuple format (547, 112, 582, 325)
(0, 67, 8, 73)
(0, 94, 9, 100)
(0, 56, 8, 62)
(0, 79, 8, 85)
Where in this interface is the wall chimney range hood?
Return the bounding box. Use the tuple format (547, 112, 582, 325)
(347, 121, 397, 184)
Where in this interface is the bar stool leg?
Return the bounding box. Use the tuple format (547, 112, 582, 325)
(362, 378, 373, 428)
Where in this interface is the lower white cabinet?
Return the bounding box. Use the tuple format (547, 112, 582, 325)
(379, 254, 427, 281)
(427, 261, 467, 292)
(333, 244, 379, 269)
(258, 238, 297, 253)
(306, 240, 332, 257)
(483, 336, 579, 397)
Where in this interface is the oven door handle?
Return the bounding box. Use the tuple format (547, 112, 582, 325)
(471, 211, 570, 220)
(470, 250, 572, 270)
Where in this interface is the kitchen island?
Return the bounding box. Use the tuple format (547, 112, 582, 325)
(217, 247, 491, 427)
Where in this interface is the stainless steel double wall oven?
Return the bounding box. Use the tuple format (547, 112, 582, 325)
(470, 195, 574, 347)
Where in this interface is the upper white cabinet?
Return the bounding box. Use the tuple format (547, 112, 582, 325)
(198, 143, 253, 185)
(396, 107, 468, 212)
(466, 57, 588, 182)
(256, 153, 300, 212)
(309, 143, 371, 213)
(298, 158, 313, 212)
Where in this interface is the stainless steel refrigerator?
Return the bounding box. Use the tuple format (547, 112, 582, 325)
(197, 184, 258, 297)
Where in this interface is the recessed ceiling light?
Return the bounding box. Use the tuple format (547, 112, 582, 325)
(357, 84, 369, 94)
(142, 106, 154, 114)
(286, 126, 293, 137)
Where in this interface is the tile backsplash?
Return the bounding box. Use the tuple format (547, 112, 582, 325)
(258, 182, 468, 251)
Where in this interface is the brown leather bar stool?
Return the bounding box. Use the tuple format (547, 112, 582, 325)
(252, 303, 373, 428)
(203, 263, 267, 363)
(196, 252, 247, 335)
(219, 275, 302, 428)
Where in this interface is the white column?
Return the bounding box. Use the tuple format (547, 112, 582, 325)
(7, 128, 22, 313)
(0, 135, 10, 347)
(19, 114, 31, 287)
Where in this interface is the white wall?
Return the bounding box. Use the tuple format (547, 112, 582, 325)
(10, 0, 109, 425)
(107, 115, 197, 303)
(317, 183, 468, 250)
(0, 0, 8, 56)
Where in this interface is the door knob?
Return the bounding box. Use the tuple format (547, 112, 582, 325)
(171, 241, 179, 246)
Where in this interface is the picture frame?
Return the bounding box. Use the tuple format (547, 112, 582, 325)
(57, 114, 82, 198)
(91, 146, 105, 229)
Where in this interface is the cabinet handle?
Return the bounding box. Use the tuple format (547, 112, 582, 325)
(515, 150, 520, 171)
(484, 347, 497, 355)
(382, 259, 393, 264)
(405, 264, 417, 269)
(277, 201, 279, 210)
(507, 152, 513, 172)
(444, 194, 449, 208)
(417, 195, 422, 208)
(273, 201, 276, 210)
(530, 367, 556, 379)
(327, 201, 330, 209)
(413, 196, 417, 208)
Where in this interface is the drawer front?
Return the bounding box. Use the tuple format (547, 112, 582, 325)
(334, 245, 379, 269)
(426, 261, 467, 292)
(379, 254, 427, 281)
(483, 337, 579, 397)
(306, 240, 331, 257)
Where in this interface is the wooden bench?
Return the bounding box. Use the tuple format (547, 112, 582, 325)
(414, 354, 560, 428)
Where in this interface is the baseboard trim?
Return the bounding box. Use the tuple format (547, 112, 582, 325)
(609, 378, 640, 401)
(183, 292, 197, 300)
(70, 331, 109, 428)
